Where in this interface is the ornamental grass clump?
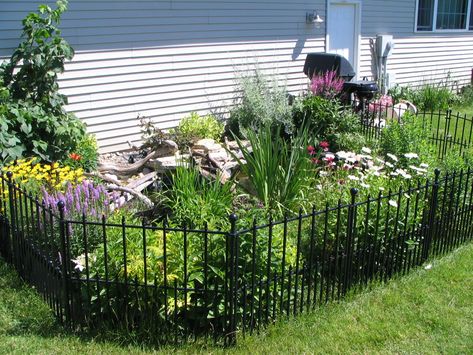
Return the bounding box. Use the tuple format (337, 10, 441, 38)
(231, 124, 314, 215)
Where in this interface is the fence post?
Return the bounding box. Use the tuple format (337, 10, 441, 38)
(423, 169, 440, 262)
(5, 171, 16, 264)
(343, 188, 358, 295)
(58, 200, 72, 326)
(226, 213, 238, 346)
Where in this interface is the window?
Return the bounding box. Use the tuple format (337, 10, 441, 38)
(417, 0, 473, 31)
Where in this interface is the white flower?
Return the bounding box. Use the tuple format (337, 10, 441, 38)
(404, 193, 411, 199)
(373, 171, 381, 177)
(72, 255, 86, 272)
(347, 175, 359, 181)
(316, 184, 323, 190)
(387, 153, 398, 162)
(360, 183, 370, 188)
(402, 173, 412, 179)
(390, 172, 399, 177)
(409, 165, 427, 173)
(319, 171, 329, 177)
(385, 161, 394, 168)
(404, 153, 419, 159)
(420, 163, 429, 168)
(379, 186, 385, 191)
(325, 153, 335, 160)
(361, 147, 372, 154)
(375, 158, 386, 164)
(424, 264, 432, 270)
(388, 200, 398, 208)
(336, 151, 350, 159)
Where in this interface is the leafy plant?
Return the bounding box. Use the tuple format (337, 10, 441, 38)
(379, 111, 436, 168)
(171, 112, 224, 148)
(163, 164, 233, 229)
(0, 0, 91, 164)
(139, 115, 171, 150)
(2, 0, 72, 114)
(292, 95, 361, 151)
(63, 134, 99, 171)
(231, 124, 313, 215)
(227, 69, 294, 137)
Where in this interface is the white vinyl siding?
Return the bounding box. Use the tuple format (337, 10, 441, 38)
(359, 0, 473, 88)
(1, 0, 325, 153)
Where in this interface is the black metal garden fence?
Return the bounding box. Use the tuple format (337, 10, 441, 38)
(1, 166, 473, 346)
(0, 107, 473, 346)
(359, 102, 473, 159)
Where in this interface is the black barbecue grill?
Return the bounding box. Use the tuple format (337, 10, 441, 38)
(303, 53, 378, 105)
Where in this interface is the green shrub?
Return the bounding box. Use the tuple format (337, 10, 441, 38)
(163, 164, 233, 229)
(0, 0, 91, 164)
(227, 69, 294, 137)
(63, 134, 99, 171)
(172, 112, 224, 148)
(388, 77, 459, 112)
(458, 85, 473, 107)
(379, 111, 436, 168)
(292, 95, 361, 151)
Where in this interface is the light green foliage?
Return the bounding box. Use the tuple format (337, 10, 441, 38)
(1, 243, 473, 352)
(388, 77, 460, 112)
(164, 164, 233, 229)
(172, 112, 224, 148)
(227, 69, 294, 137)
(380, 111, 436, 168)
(292, 95, 361, 150)
(231, 124, 314, 216)
(63, 134, 99, 171)
(0, 0, 91, 164)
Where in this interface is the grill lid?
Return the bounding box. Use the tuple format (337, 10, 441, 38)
(303, 53, 356, 81)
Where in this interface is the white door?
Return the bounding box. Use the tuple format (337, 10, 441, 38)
(327, 2, 360, 75)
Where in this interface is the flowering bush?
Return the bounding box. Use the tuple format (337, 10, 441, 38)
(368, 95, 394, 113)
(310, 70, 344, 99)
(1, 158, 84, 195)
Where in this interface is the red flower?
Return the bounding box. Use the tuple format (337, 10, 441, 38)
(69, 153, 82, 161)
(311, 158, 320, 164)
(307, 145, 316, 155)
(319, 141, 330, 150)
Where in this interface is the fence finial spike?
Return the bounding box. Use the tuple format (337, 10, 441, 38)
(6, 171, 13, 179)
(57, 200, 65, 210)
(229, 213, 238, 223)
(434, 168, 440, 182)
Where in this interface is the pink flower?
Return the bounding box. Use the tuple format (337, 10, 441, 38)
(310, 70, 344, 99)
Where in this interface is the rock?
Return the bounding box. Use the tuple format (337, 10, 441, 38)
(208, 150, 230, 162)
(147, 153, 190, 172)
(193, 139, 223, 153)
(154, 139, 179, 157)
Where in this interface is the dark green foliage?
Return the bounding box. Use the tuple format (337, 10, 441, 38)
(231, 124, 313, 215)
(2, 0, 72, 114)
(292, 95, 361, 150)
(0, 0, 92, 164)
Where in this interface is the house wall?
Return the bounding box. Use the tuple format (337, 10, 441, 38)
(0, 0, 325, 153)
(359, 0, 473, 88)
(2, 1, 473, 153)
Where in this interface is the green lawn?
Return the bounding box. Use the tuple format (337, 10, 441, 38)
(1, 243, 472, 354)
